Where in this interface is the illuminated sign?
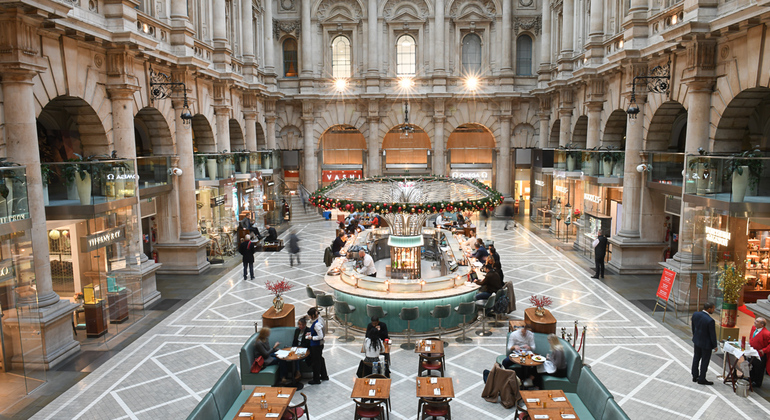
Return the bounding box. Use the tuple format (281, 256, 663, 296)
(0, 213, 29, 224)
(450, 170, 490, 180)
(535, 180, 545, 187)
(555, 186, 568, 194)
(584, 193, 602, 204)
(106, 173, 139, 180)
(322, 170, 363, 182)
(81, 226, 126, 252)
(705, 227, 731, 246)
(211, 195, 226, 206)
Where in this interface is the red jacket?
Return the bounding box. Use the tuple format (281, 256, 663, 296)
(749, 326, 770, 375)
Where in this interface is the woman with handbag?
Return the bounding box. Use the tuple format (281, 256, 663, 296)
(254, 327, 289, 382)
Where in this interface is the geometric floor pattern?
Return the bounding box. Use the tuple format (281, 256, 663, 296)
(31, 219, 770, 420)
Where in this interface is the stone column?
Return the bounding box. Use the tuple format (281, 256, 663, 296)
(539, 0, 551, 70)
(264, 0, 275, 73)
(539, 113, 550, 149)
(213, 0, 227, 45)
(170, 0, 187, 20)
(301, 0, 312, 76)
(589, 0, 603, 38)
(434, 0, 445, 74)
(497, 116, 512, 196)
(433, 117, 446, 176)
(244, 110, 258, 151)
(561, 0, 574, 56)
(501, 0, 512, 73)
(367, 105, 381, 177)
(616, 100, 644, 238)
(586, 103, 602, 149)
(367, 0, 378, 75)
(558, 109, 572, 147)
(215, 107, 231, 151)
(302, 104, 318, 192)
(242, 0, 255, 62)
(685, 83, 712, 153)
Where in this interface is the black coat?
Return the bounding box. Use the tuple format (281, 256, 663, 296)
(238, 240, 257, 263)
(366, 322, 389, 341)
(595, 235, 608, 258)
(293, 327, 311, 348)
(265, 227, 278, 243)
(691, 311, 717, 349)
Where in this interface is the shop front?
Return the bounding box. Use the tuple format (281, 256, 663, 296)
(530, 149, 554, 229)
(447, 124, 496, 188)
(382, 126, 432, 175)
(320, 125, 367, 185)
(573, 181, 623, 264)
(0, 167, 46, 397)
(513, 149, 533, 216)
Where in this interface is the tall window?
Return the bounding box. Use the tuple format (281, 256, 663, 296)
(516, 35, 533, 76)
(396, 34, 416, 76)
(462, 33, 482, 73)
(283, 38, 298, 77)
(332, 36, 352, 78)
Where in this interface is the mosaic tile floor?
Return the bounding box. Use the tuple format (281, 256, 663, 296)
(31, 220, 770, 420)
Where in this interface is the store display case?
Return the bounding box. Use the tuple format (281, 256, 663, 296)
(83, 284, 107, 337)
(575, 212, 612, 257)
(745, 234, 770, 302)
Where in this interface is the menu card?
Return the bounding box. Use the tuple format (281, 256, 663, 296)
(433, 388, 440, 395)
(552, 397, 566, 402)
(430, 378, 438, 384)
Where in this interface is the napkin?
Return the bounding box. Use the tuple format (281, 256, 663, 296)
(425, 340, 432, 345)
(552, 397, 566, 402)
(277, 394, 291, 398)
(238, 413, 252, 417)
(561, 415, 576, 419)
(265, 414, 280, 418)
(253, 393, 265, 397)
(369, 379, 376, 385)
(368, 389, 376, 397)
(526, 398, 540, 403)
(433, 388, 440, 395)
(275, 350, 290, 358)
(295, 348, 307, 355)
(430, 378, 438, 384)
(533, 416, 549, 419)
(291, 347, 298, 352)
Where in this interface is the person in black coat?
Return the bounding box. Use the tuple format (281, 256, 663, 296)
(592, 230, 608, 279)
(691, 302, 717, 385)
(238, 235, 257, 280)
(265, 224, 278, 243)
(366, 317, 389, 341)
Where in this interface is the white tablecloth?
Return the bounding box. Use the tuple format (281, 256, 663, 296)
(721, 341, 760, 359)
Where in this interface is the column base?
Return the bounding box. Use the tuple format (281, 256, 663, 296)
(137, 259, 163, 310)
(154, 237, 211, 275)
(606, 237, 667, 274)
(659, 257, 710, 312)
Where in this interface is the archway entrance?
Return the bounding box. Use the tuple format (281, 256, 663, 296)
(446, 123, 495, 187)
(382, 125, 431, 175)
(319, 125, 366, 186)
(713, 87, 770, 153)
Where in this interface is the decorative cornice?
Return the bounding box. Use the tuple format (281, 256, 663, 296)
(273, 19, 301, 38)
(514, 16, 541, 35)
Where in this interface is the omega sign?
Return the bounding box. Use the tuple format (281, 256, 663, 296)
(450, 170, 490, 180)
(705, 227, 731, 246)
(535, 180, 545, 187)
(106, 173, 139, 180)
(81, 227, 126, 252)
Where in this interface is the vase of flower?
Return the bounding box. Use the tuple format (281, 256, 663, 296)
(529, 295, 553, 317)
(273, 295, 285, 313)
(266, 278, 293, 314)
(535, 306, 545, 317)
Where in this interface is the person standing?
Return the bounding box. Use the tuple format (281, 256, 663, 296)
(749, 317, 770, 387)
(691, 302, 717, 385)
(591, 231, 608, 279)
(238, 234, 257, 280)
(307, 308, 329, 384)
(288, 230, 301, 266)
(358, 249, 376, 277)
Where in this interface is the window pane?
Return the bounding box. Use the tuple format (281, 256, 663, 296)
(332, 36, 351, 78)
(283, 38, 298, 78)
(516, 35, 533, 76)
(396, 35, 416, 76)
(462, 34, 482, 73)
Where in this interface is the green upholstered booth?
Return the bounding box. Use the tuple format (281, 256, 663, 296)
(186, 392, 219, 420)
(564, 366, 615, 420)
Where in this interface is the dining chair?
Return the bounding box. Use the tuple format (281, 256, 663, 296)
(430, 304, 451, 346)
(417, 354, 444, 377)
(282, 392, 309, 420)
(418, 397, 452, 420)
(474, 294, 496, 337)
(453, 302, 476, 343)
(399, 307, 419, 350)
(354, 399, 385, 420)
(334, 300, 357, 342)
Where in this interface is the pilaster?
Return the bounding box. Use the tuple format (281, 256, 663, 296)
(367, 100, 381, 176)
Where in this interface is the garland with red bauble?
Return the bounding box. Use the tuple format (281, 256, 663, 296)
(308, 176, 503, 215)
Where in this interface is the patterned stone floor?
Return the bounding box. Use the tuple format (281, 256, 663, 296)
(31, 220, 770, 420)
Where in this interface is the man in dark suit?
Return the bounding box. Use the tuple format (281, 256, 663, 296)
(591, 231, 608, 279)
(691, 302, 717, 385)
(238, 235, 257, 280)
(366, 317, 389, 341)
(264, 224, 278, 243)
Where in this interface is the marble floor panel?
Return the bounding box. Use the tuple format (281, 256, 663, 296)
(31, 219, 770, 420)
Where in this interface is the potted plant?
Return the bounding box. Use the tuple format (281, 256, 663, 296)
(687, 147, 711, 195)
(717, 262, 747, 328)
(724, 148, 763, 202)
(236, 150, 250, 174)
(559, 144, 582, 172)
(194, 153, 207, 179)
(265, 278, 294, 313)
(0, 158, 20, 214)
(529, 295, 553, 317)
(216, 151, 233, 178)
(64, 154, 110, 205)
(583, 147, 598, 176)
(41, 163, 52, 205)
(599, 146, 619, 176)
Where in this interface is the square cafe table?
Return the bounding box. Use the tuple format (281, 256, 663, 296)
(519, 390, 578, 419)
(414, 339, 444, 355)
(351, 377, 391, 420)
(415, 377, 454, 399)
(235, 386, 296, 419)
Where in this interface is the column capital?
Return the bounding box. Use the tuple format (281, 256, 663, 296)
(243, 109, 258, 119)
(585, 101, 604, 112)
(538, 111, 550, 121)
(106, 85, 140, 100)
(213, 105, 231, 116)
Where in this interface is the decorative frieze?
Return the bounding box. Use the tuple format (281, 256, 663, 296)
(273, 19, 301, 37)
(514, 16, 542, 35)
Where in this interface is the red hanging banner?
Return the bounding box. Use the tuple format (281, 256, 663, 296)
(656, 268, 677, 301)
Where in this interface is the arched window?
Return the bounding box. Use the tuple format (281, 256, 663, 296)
(331, 36, 352, 78)
(516, 35, 533, 76)
(462, 33, 482, 73)
(283, 38, 298, 78)
(396, 34, 416, 76)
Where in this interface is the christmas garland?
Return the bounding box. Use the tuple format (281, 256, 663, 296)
(309, 176, 504, 214)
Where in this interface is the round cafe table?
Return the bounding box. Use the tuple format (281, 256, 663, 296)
(508, 353, 545, 367)
(276, 347, 309, 390)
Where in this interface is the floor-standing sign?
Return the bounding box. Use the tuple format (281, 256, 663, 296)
(653, 268, 678, 322)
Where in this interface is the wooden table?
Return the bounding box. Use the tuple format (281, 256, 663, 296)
(520, 390, 572, 409)
(414, 339, 444, 355)
(276, 347, 309, 389)
(416, 377, 454, 398)
(351, 377, 391, 400)
(507, 353, 545, 367)
(235, 386, 296, 419)
(262, 304, 296, 328)
(524, 308, 557, 334)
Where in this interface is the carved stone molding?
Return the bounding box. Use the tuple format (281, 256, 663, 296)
(0, 18, 39, 56)
(513, 16, 541, 35)
(448, 0, 496, 19)
(273, 19, 301, 37)
(686, 39, 716, 71)
(317, 0, 364, 20)
(383, 0, 430, 20)
(106, 50, 135, 77)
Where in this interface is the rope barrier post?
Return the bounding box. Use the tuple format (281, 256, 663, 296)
(581, 325, 588, 367)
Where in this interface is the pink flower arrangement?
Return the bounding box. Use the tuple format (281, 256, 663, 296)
(573, 209, 582, 219)
(529, 295, 553, 308)
(265, 278, 294, 297)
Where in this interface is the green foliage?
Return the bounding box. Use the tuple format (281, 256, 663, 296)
(724, 148, 764, 189)
(717, 262, 747, 304)
(687, 147, 711, 171)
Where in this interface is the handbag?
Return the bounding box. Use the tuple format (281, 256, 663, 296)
(250, 355, 265, 373)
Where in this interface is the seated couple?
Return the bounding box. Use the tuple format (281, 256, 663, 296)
(254, 318, 311, 385)
(502, 325, 567, 389)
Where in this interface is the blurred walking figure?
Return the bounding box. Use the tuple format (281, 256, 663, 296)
(288, 230, 301, 266)
(300, 189, 308, 213)
(503, 200, 516, 230)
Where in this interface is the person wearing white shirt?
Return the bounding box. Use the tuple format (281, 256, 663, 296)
(307, 308, 329, 384)
(435, 213, 445, 228)
(502, 325, 536, 369)
(358, 249, 377, 277)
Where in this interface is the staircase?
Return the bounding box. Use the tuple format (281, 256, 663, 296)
(288, 194, 326, 224)
(747, 299, 770, 321)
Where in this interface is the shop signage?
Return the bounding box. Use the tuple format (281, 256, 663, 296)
(535, 180, 545, 187)
(554, 186, 568, 194)
(0, 212, 29, 224)
(211, 195, 226, 206)
(705, 227, 731, 246)
(450, 170, 490, 180)
(0, 259, 13, 281)
(106, 173, 139, 181)
(243, 187, 254, 194)
(80, 226, 126, 252)
(584, 193, 602, 204)
(322, 170, 363, 182)
(656, 268, 677, 301)
(696, 273, 704, 290)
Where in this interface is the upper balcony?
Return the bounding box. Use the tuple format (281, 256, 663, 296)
(193, 151, 279, 184)
(0, 166, 30, 227)
(645, 152, 685, 195)
(683, 154, 770, 212)
(553, 149, 624, 184)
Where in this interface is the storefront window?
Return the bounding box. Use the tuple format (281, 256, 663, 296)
(530, 169, 552, 228)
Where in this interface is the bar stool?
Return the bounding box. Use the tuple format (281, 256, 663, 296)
(454, 302, 476, 343)
(399, 307, 419, 349)
(430, 304, 451, 346)
(334, 300, 357, 342)
(366, 304, 388, 320)
(316, 294, 335, 333)
(475, 294, 496, 336)
(306, 285, 324, 310)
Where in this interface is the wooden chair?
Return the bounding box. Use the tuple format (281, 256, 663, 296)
(418, 397, 452, 420)
(418, 354, 445, 377)
(354, 399, 385, 420)
(282, 392, 309, 420)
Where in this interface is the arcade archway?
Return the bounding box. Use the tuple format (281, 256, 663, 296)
(446, 123, 496, 186)
(319, 125, 366, 186)
(382, 125, 431, 175)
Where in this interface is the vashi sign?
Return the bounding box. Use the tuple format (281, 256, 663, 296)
(656, 268, 677, 301)
(554, 186, 568, 194)
(322, 170, 362, 182)
(80, 226, 126, 252)
(705, 227, 731, 246)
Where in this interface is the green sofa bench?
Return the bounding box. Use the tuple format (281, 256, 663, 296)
(564, 366, 617, 420)
(186, 364, 253, 420)
(240, 326, 312, 386)
(495, 331, 582, 392)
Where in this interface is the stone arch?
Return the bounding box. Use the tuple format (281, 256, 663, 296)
(445, 102, 501, 145)
(134, 107, 175, 156)
(192, 114, 216, 152)
(713, 87, 770, 153)
(314, 0, 365, 19)
(278, 125, 303, 149)
(381, 0, 432, 19)
(36, 96, 111, 159)
(645, 101, 687, 152)
(548, 120, 560, 148)
(602, 109, 627, 148)
(314, 101, 368, 143)
(447, 123, 495, 165)
(571, 115, 588, 148)
(229, 119, 245, 150)
(378, 102, 433, 143)
(256, 122, 267, 149)
(446, 0, 498, 17)
(512, 123, 537, 148)
(382, 124, 431, 166)
(319, 124, 367, 165)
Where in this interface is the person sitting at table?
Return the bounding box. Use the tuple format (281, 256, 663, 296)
(474, 256, 503, 302)
(364, 327, 384, 363)
(502, 324, 536, 368)
(530, 334, 568, 389)
(290, 316, 310, 381)
(366, 316, 389, 341)
(464, 231, 477, 249)
(331, 231, 348, 257)
(488, 245, 502, 270)
(346, 219, 362, 234)
(255, 327, 289, 383)
(264, 224, 278, 243)
(472, 238, 489, 264)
